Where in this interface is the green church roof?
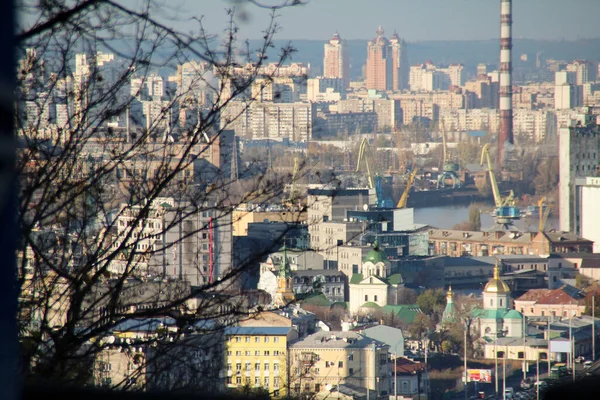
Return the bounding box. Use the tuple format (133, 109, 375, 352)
(365, 241, 386, 264)
(504, 310, 523, 320)
(350, 273, 364, 284)
(362, 302, 381, 309)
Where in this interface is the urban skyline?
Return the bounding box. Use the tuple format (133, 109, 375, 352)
(189, 0, 600, 41)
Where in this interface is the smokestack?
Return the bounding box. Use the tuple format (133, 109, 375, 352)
(499, 0, 513, 165)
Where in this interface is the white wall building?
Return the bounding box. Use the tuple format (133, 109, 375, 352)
(575, 177, 600, 253)
(558, 113, 600, 233)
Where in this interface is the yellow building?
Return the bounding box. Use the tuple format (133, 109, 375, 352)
(224, 326, 297, 397)
(232, 207, 306, 236)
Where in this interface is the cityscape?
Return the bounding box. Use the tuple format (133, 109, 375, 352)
(10, 1, 600, 400)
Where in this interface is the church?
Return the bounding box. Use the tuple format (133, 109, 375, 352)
(474, 263, 524, 339)
(348, 241, 404, 314)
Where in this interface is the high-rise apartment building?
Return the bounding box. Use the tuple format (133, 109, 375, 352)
(390, 32, 409, 91)
(323, 32, 350, 88)
(366, 27, 392, 91)
(555, 70, 583, 110)
(558, 111, 600, 233)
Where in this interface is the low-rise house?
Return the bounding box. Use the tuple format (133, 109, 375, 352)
(391, 357, 427, 400)
(514, 285, 586, 318)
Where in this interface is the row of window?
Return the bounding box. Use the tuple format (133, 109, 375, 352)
(229, 336, 280, 343)
(364, 295, 379, 302)
(227, 376, 280, 390)
(228, 362, 280, 372)
(227, 350, 282, 356)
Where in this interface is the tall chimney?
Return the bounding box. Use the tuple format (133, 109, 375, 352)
(499, 0, 513, 165)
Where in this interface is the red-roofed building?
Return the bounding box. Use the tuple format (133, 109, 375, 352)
(514, 285, 586, 317)
(391, 357, 427, 399)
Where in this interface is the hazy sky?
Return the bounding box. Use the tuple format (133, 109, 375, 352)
(180, 0, 600, 41)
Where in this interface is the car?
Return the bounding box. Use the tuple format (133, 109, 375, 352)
(521, 378, 533, 389)
(584, 360, 593, 367)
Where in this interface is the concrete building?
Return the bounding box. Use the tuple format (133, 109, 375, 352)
(366, 26, 393, 91)
(223, 326, 295, 397)
(513, 109, 557, 142)
(337, 98, 402, 131)
(428, 228, 593, 258)
(558, 113, 600, 232)
(514, 285, 586, 318)
(288, 331, 391, 397)
(307, 77, 345, 102)
(567, 60, 596, 85)
(323, 32, 350, 88)
(574, 177, 600, 252)
(548, 253, 600, 281)
(221, 100, 315, 142)
(389, 32, 409, 91)
(107, 197, 232, 286)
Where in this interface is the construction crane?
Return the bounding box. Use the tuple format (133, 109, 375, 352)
(356, 138, 393, 208)
(397, 168, 418, 208)
(538, 197, 552, 232)
(480, 143, 520, 227)
(437, 120, 461, 189)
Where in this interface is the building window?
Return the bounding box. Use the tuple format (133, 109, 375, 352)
(338, 361, 343, 368)
(255, 363, 260, 372)
(255, 337, 260, 343)
(349, 354, 354, 361)
(245, 363, 251, 371)
(274, 363, 279, 372)
(264, 337, 269, 343)
(402, 381, 408, 392)
(274, 350, 280, 356)
(235, 337, 241, 343)
(235, 351, 242, 356)
(274, 337, 279, 343)
(500, 299, 503, 307)
(227, 363, 232, 371)
(255, 350, 260, 356)
(365, 295, 369, 302)
(254, 377, 260, 386)
(227, 351, 232, 356)
(349, 368, 354, 375)
(245, 337, 250, 343)
(227, 377, 232, 385)
(264, 377, 269, 387)
(315, 383, 321, 392)
(236, 377, 241, 385)
(264, 363, 269, 371)
(374, 295, 378, 302)
(245, 351, 251, 356)
(264, 351, 270, 356)
(236, 363, 241, 371)
(518, 352, 525, 359)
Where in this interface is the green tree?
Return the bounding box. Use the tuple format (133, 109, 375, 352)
(468, 204, 481, 231)
(416, 289, 447, 322)
(408, 313, 435, 340)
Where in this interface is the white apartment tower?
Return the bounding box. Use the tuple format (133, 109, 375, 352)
(559, 112, 600, 233)
(323, 32, 350, 88)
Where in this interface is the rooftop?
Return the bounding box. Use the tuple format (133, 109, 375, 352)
(289, 331, 388, 350)
(224, 327, 291, 336)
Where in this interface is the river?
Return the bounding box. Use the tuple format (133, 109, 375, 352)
(413, 204, 560, 231)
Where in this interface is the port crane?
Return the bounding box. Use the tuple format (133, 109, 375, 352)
(397, 168, 418, 209)
(538, 197, 552, 232)
(480, 143, 520, 228)
(356, 138, 393, 208)
(436, 120, 462, 189)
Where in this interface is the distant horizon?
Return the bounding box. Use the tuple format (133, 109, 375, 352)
(185, 0, 600, 42)
(264, 37, 600, 43)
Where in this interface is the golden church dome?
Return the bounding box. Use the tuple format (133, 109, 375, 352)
(484, 264, 510, 294)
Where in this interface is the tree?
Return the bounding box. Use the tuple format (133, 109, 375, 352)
(407, 313, 435, 341)
(468, 204, 481, 231)
(416, 289, 446, 323)
(16, 0, 307, 391)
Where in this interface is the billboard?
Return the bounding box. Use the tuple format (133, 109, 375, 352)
(467, 369, 492, 383)
(550, 340, 571, 353)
